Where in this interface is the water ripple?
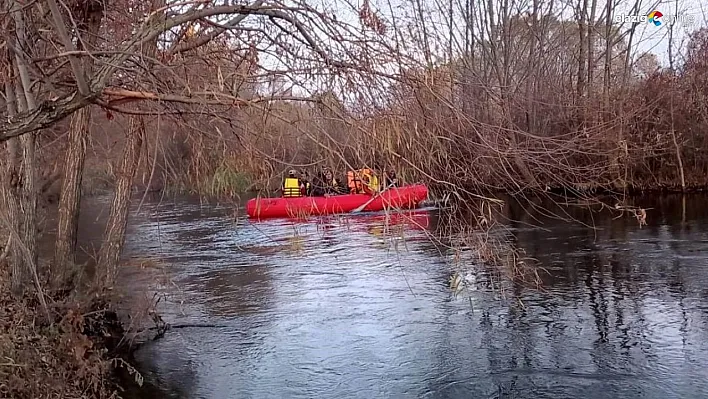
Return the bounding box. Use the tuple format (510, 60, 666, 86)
(115, 197, 708, 399)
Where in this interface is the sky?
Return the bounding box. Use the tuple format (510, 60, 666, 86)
(397, 0, 708, 68)
(222, 0, 708, 99)
(615, 0, 708, 67)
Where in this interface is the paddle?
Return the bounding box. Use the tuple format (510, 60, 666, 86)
(351, 183, 395, 214)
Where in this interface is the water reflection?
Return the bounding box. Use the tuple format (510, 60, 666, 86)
(115, 195, 708, 398)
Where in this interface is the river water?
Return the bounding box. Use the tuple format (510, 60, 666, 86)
(110, 194, 708, 398)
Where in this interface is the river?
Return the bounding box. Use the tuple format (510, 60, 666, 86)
(105, 193, 708, 398)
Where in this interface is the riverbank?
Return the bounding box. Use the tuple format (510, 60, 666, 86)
(0, 269, 141, 398)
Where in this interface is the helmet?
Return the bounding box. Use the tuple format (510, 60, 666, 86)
(288, 169, 296, 176)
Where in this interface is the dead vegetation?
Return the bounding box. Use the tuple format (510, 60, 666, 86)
(0, 0, 705, 395)
(0, 269, 126, 398)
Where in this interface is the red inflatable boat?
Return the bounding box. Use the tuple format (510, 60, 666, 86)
(247, 184, 428, 219)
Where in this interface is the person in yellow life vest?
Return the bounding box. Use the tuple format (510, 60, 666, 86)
(282, 169, 304, 197)
(362, 168, 380, 195)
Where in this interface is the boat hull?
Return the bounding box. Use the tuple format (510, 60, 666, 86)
(246, 184, 429, 219)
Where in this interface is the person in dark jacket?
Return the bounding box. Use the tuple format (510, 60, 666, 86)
(311, 167, 344, 196)
(300, 170, 313, 196)
(384, 167, 398, 187)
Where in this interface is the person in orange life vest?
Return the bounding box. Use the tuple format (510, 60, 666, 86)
(282, 169, 304, 197)
(347, 169, 365, 194)
(346, 168, 379, 195)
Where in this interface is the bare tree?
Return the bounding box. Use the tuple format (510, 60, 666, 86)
(577, 0, 588, 100)
(54, 0, 105, 286)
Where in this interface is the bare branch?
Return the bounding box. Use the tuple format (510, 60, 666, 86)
(43, 0, 91, 95)
(167, 0, 266, 56)
(101, 87, 317, 107)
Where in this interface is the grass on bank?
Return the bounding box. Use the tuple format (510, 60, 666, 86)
(164, 162, 254, 197)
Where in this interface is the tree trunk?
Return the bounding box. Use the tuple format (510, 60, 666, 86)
(97, 116, 144, 287)
(96, 0, 162, 288)
(3, 75, 49, 318)
(603, 0, 611, 102)
(461, 0, 475, 118)
(8, 6, 39, 295)
(14, 79, 38, 281)
(414, 0, 432, 68)
(587, 0, 597, 87)
(53, 107, 89, 280)
(622, 0, 641, 85)
(2, 81, 24, 296)
(53, 0, 104, 286)
(577, 0, 588, 100)
(670, 93, 686, 191)
(19, 125, 37, 275)
(525, 0, 539, 133)
(667, 0, 678, 72)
